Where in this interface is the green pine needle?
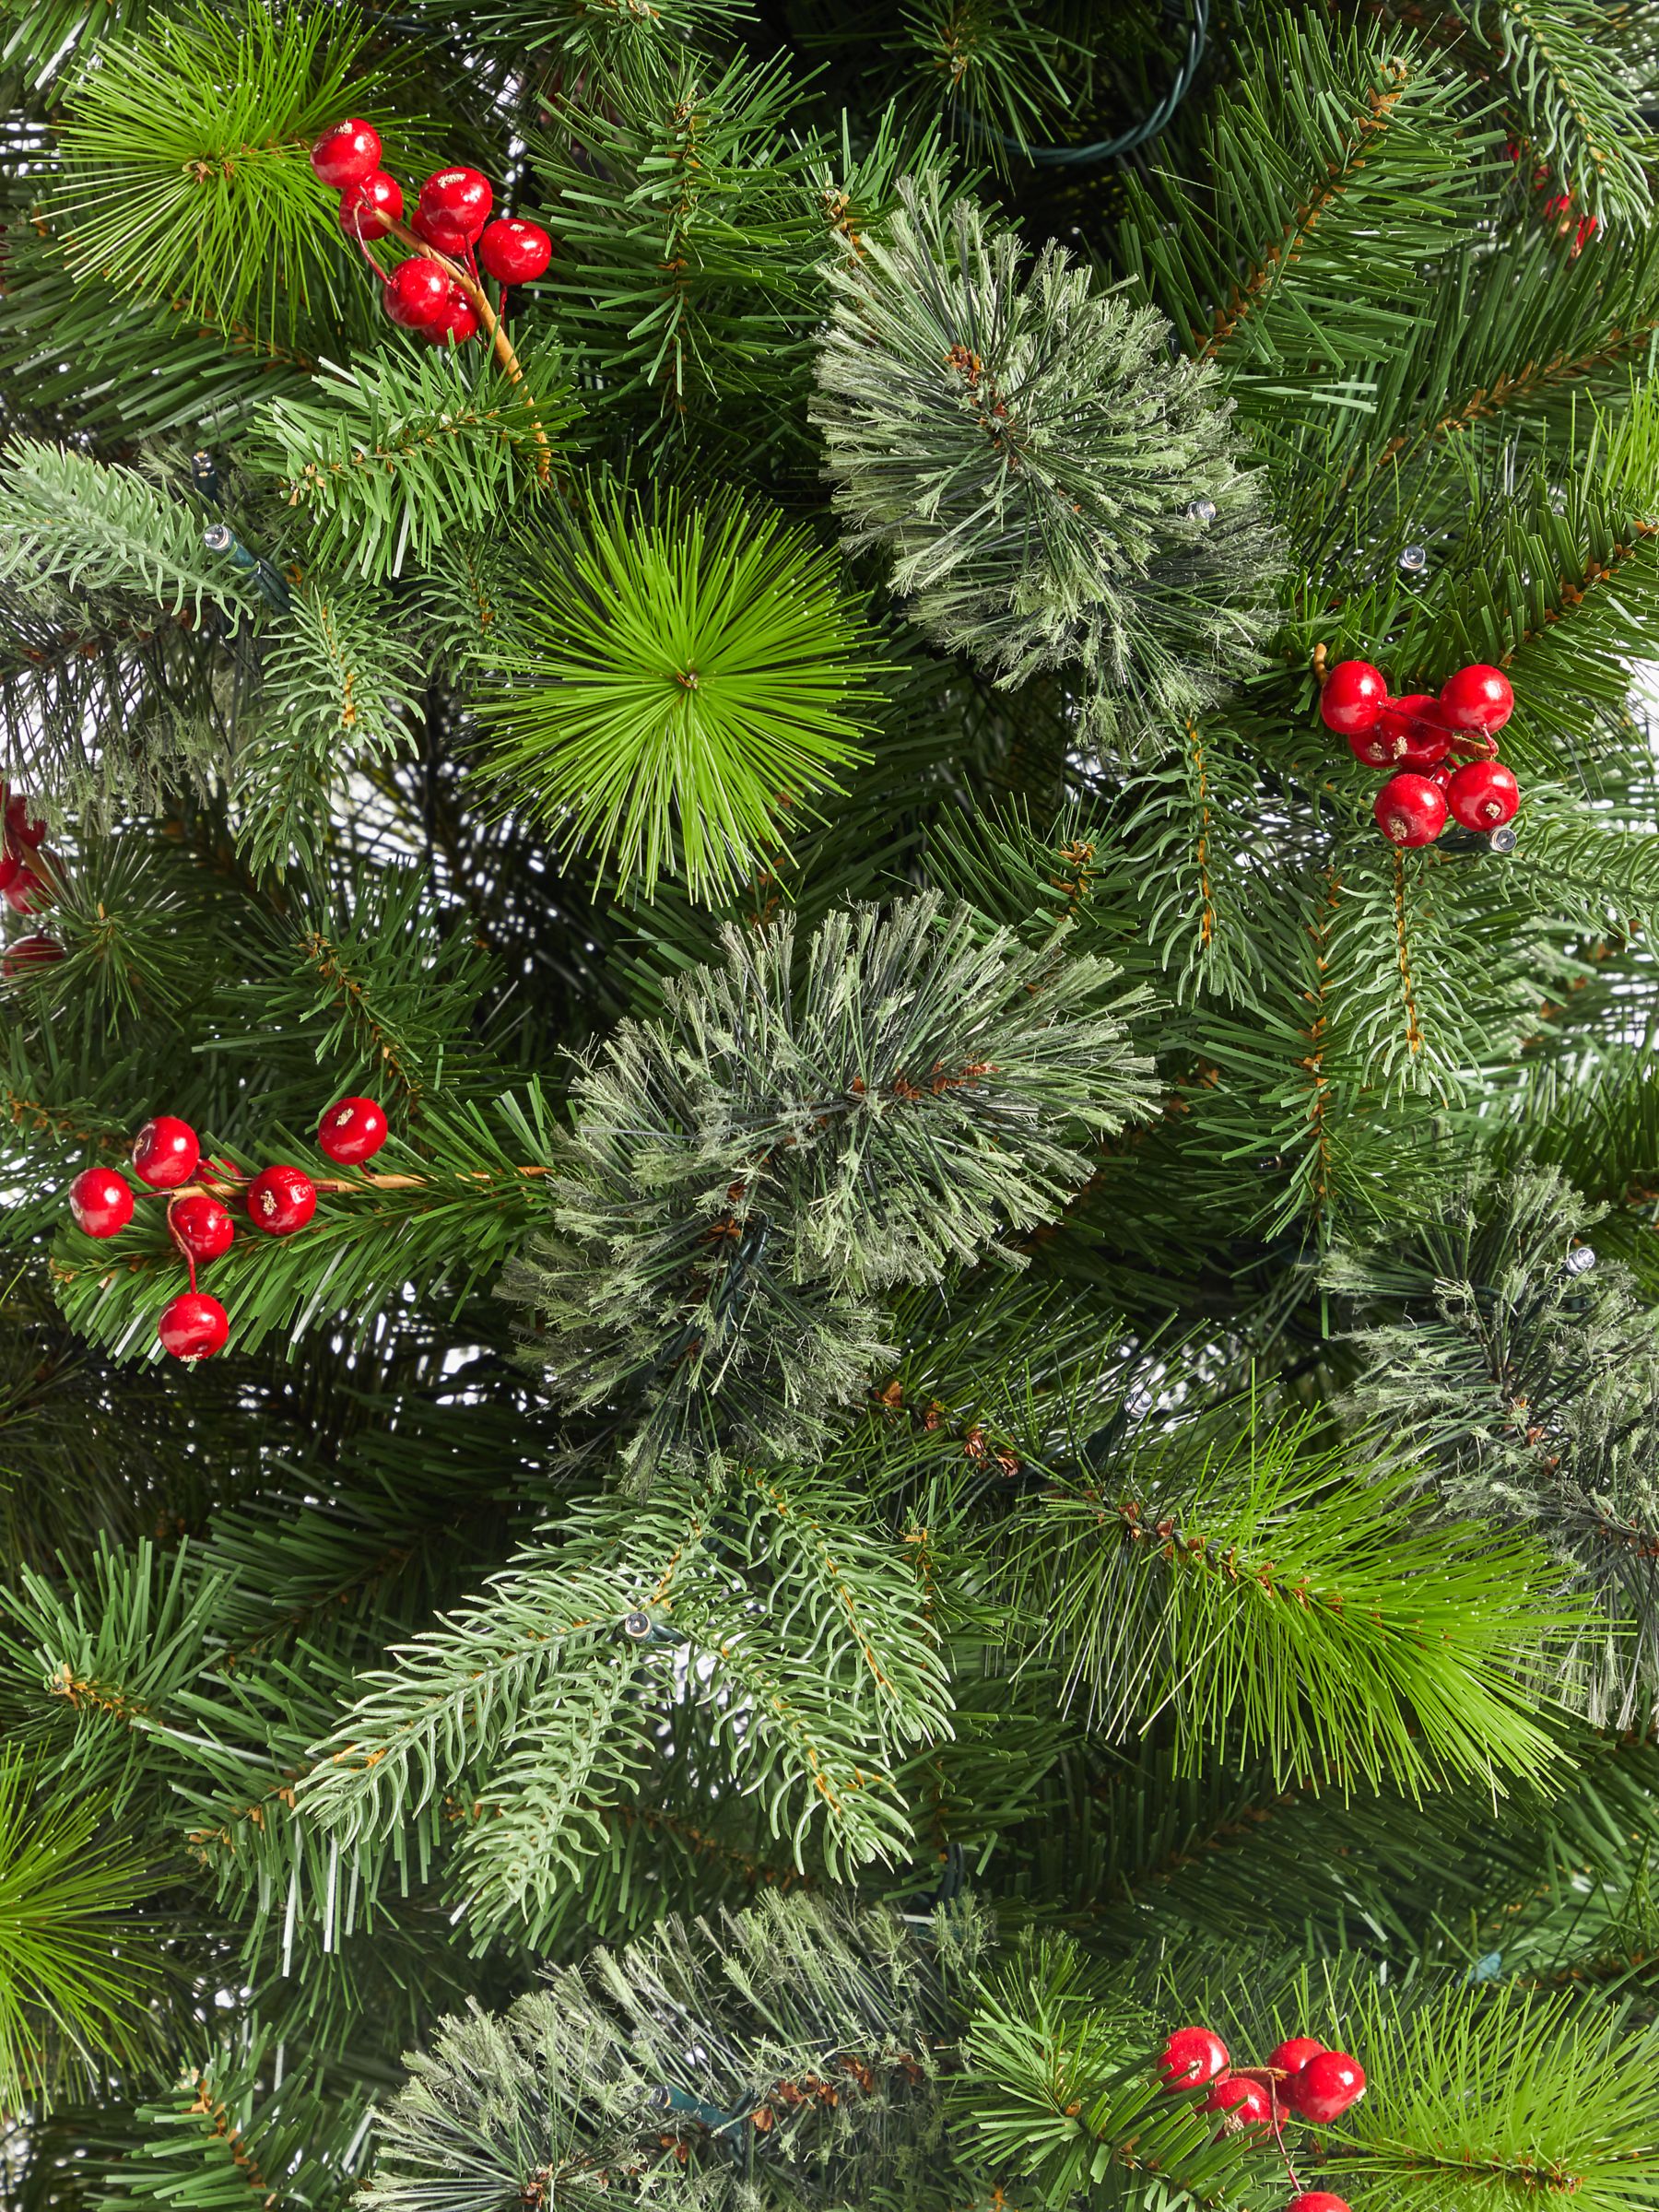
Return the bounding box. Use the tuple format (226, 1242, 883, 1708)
(0, 1755, 161, 2105)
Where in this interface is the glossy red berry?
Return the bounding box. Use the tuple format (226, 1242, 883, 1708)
(1347, 724, 1406, 769)
(1446, 759, 1520, 830)
(338, 171, 404, 240)
(69, 1167, 135, 1238)
(3, 865, 53, 914)
(430, 286, 479, 345)
(1288, 2197, 1353, 2212)
(1319, 659, 1387, 736)
(158, 1290, 229, 1361)
(1158, 2026, 1229, 2090)
(4, 933, 64, 975)
(169, 1192, 235, 1263)
(132, 1114, 201, 1190)
(384, 256, 454, 331)
(478, 217, 552, 284)
(418, 166, 492, 245)
(5, 795, 46, 850)
(247, 1164, 318, 1236)
(1204, 2076, 1273, 2132)
(1267, 2037, 1326, 2080)
(0, 850, 19, 893)
(1287, 2050, 1366, 2124)
(317, 1095, 388, 1166)
(1376, 693, 1452, 770)
(409, 205, 462, 254)
(1440, 662, 1514, 734)
(1374, 771, 1448, 847)
(311, 119, 382, 190)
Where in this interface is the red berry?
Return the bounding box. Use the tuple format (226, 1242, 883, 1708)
(1287, 2050, 1366, 2124)
(311, 119, 383, 190)
(1204, 2076, 1273, 2132)
(247, 1164, 318, 1236)
(0, 851, 18, 892)
(4, 933, 64, 974)
(384, 256, 454, 331)
(69, 1167, 135, 1238)
(418, 166, 492, 245)
(1319, 659, 1388, 736)
(477, 217, 552, 284)
(158, 1290, 229, 1362)
(338, 171, 404, 240)
(1267, 2038, 1326, 2079)
(430, 286, 479, 345)
(317, 1095, 388, 1165)
(1288, 2197, 1353, 2212)
(5, 795, 46, 850)
(1445, 759, 1520, 830)
(1376, 693, 1452, 770)
(1373, 771, 1448, 847)
(4, 865, 53, 914)
(1158, 2026, 1229, 2090)
(1347, 724, 1406, 769)
(132, 1114, 201, 1190)
(169, 1192, 235, 1263)
(1440, 662, 1514, 735)
(410, 205, 464, 254)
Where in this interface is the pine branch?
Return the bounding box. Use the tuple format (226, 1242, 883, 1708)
(1433, 0, 1654, 229)
(1329, 1163, 1659, 1725)
(48, 1087, 563, 1361)
(234, 579, 421, 874)
(47, 4, 421, 347)
(253, 347, 575, 585)
(1117, 8, 1499, 437)
(1337, 1981, 1659, 2210)
(0, 438, 259, 632)
(100, 2032, 371, 2212)
(301, 1470, 949, 1930)
(504, 894, 1155, 1477)
(0, 1755, 165, 2105)
(813, 174, 1280, 747)
(1006, 1411, 1574, 1794)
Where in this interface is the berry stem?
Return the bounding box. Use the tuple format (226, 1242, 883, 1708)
(384, 218, 551, 479)
(1271, 2114, 1302, 2194)
(166, 1165, 554, 1202)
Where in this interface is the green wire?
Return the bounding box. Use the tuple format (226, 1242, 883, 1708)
(1002, 0, 1208, 167)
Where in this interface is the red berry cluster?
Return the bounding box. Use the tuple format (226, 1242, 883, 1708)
(1320, 659, 1522, 850)
(66, 1096, 389, 1364)
(1158, 2025, 1365, 2211)
(310, 120, 552, 347)
(0, 786, 65, 975)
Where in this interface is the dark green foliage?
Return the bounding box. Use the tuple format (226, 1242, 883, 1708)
(9, 0, 1659, 2206)
(532, 52, 831, 447)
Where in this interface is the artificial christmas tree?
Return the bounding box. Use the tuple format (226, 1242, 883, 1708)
(5, 0, 1659, 2206)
